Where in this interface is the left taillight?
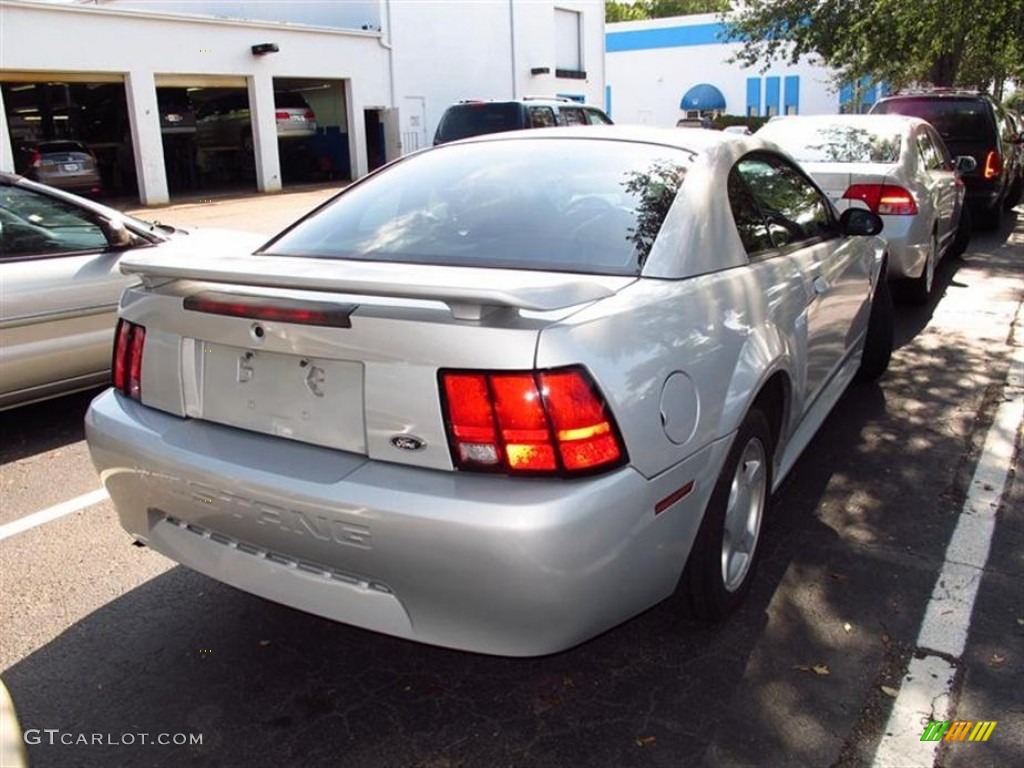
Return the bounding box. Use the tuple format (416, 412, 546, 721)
(112, 319, 145, 401)
(439, 366, 627, 477)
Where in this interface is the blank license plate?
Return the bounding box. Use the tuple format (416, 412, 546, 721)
(200, 342, 365, 453)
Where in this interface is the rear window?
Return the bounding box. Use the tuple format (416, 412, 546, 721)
(435, 104, 523, 143)
(262, 138, 692, 275)
(871, 98, 993, 142)
(274, 92, 309, 109)
(38, 141, 89, 155)
(761, 123, 901, 164)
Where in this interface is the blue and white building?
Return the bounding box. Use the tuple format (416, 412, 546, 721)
(606, 13, 883, 127)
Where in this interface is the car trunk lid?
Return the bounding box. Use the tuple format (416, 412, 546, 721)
(118, 253, 634, 471)
(802, 162, 896, 211)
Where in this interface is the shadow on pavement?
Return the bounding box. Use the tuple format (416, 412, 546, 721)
(0, 389, 102, 465)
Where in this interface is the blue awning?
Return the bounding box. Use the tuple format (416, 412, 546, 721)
(680, 83, 726, 111)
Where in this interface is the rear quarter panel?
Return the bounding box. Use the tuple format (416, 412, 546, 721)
(535, 257, 808, 480)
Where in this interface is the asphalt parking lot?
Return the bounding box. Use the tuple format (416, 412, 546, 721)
(1, 190, 1021, 768)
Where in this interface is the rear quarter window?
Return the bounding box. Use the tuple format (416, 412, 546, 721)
(436, 104, 523, 142)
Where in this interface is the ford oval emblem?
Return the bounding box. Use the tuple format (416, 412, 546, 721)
(390, 435, 426, 452)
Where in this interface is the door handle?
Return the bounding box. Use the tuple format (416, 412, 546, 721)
(812, 276, 829, 295)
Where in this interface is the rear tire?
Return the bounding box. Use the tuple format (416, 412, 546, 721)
(976, 201, 1002, 231)
(856, 272, 894, 382)
(904, 232, 937, 305)
(949, 205, 971, 259)
(679, 408, 772, 620)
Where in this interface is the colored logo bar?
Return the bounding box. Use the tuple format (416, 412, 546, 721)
(921, 721, 997, 742)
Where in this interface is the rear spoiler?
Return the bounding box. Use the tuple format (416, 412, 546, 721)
(119, 253, 635, 320)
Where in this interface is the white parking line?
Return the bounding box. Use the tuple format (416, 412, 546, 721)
(0, 488, 109, 542)
(872, 340, 1023, 767)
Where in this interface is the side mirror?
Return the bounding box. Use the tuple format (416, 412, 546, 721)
(839, 208, 883, 237)
(100, 218, 134, 249)
(954, 155, 977, 174)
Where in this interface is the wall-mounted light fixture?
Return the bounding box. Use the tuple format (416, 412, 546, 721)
(530, 67, 550, 76)
(251, 43, 280, 56)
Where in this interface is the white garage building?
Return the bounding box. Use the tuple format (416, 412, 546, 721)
(606, 13, 885, 128)
(0, 0, 606, 204)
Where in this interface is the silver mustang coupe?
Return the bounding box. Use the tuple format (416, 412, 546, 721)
(86, 126, 892, 656)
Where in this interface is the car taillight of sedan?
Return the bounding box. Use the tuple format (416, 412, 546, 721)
(842, 184, 918, 215)
(440, 367, 627, 476)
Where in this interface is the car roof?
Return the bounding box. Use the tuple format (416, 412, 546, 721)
(0, 171, 156, 230)
(876, 90, 992, 103)
(759, 114, 929, 134)
(449, 124, 743, 154)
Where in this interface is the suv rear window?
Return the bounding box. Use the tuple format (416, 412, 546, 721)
(37, 141, 90, 155)
(262, 138, 692, 275)
(871, 98, 993, 143)
(435, 104, 522, 143)
(274, 92, 310, 109)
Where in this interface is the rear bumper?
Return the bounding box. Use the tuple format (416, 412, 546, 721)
(31, 170, 101, 193)
(86, 390, 729, 656)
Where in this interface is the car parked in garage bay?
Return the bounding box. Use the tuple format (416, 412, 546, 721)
(86, 127, 892, 656)
(758, 114, 974, 303)
(0, 172, 262, 410)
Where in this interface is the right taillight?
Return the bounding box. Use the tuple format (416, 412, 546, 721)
(983, 151, 1002, 180)
(439, 366, 627, 476)
(112, 319, 145, 401)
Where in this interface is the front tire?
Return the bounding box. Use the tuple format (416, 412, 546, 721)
(679, 408, 773, 620)
(856, 272, 894, 382)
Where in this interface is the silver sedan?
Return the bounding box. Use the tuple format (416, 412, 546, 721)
(758, 114, 975, 304)
(86, 127, 893, 656)
(0, 173, 261, 410)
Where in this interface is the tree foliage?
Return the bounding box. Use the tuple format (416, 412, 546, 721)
(722, 0, 1024, 95)
(605, 1, 729, 23)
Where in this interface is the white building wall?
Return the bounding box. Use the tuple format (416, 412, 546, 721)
(90, 0, 382, 30)
(606, 13, 839, 127)
(389, 0, 606, 150)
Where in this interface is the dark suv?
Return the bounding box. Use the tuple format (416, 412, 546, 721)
(433, 97, 612, 145)
(870, 89, 1023, 229)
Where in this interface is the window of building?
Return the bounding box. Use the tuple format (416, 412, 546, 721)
(555, 9, 582, 73)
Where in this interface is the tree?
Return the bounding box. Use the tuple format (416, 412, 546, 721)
(722, 0, 1024, 94)
(605, 1, 729, 23)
